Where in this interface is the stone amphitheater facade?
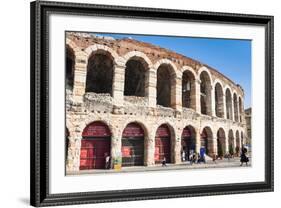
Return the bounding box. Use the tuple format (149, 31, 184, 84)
(65, 32, 247, 173)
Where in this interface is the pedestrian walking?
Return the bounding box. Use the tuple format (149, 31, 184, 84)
(181, 150, 186, 162)
(162, 157, 167, 167)
(189, 153, 196, 165)
(192, 152, 197, 164)
(199, 147, 206, 164)
(105, 153, 111, 169)
(240, 146, 249, 166)
(188, 149, 193, 160)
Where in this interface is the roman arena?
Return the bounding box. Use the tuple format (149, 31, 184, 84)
(65, 32, 247, 173)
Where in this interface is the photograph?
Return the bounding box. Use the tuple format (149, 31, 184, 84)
(65, 31, 252, 175)
(30, 1, 273, 206)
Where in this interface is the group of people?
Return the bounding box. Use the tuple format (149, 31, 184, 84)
(181, 148, 206, 165)
(180, 146, 250, 166)
(104, 146, 249, 169)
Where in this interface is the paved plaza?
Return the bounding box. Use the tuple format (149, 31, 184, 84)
(68, 157, 251, 176)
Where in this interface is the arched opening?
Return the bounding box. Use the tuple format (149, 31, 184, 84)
(217, 128, 226, 158)
(200, 127, 214, 157)
(182, 71, 196, 110)
(235, 130, 241, 156)
(156, 64, 176, 108)
(241, 131, 244, 145)
(239, 97, 243, 122)
(122, 122, 145, 167)
(80, 121, 111, 170)
(181, 125, 196, 161)
(200, 71, 212, 116)
(155, 124, 172, 164)
(234, 93, 238, 122)
(215, 83, 224, 118)
(66, 45, 75, 90)
(65, 128, 69, 164)
(228, 130, 235, 156)
(226, 89, 233, 120)
(124, 57, 148, 97)
(86, 51, 114, 95)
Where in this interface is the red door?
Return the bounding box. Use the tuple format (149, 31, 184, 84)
(80, 122, 111, 170)
(181, 127, 196, 155)
(155, 124, 171, 164)
(80, 138, 110, 169)
(122, 123, 144, 167)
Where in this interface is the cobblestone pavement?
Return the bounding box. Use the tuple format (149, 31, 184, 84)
(68, 157, 251, 176)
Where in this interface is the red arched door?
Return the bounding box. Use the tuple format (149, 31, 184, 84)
(122, 123, 144, 167)
(80, 122, 111, 170)
(155, 124, 171, 164)
(181, 126, 196, 159)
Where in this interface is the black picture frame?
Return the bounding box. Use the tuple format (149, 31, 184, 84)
(30, 0, 274, 207)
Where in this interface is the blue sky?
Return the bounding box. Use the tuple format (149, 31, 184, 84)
(95, 33, 252, 108)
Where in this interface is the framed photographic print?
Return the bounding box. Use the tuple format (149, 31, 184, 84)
(30, 0, 274, 207)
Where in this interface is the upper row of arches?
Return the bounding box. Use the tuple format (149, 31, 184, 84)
(66, 41, 244, 122)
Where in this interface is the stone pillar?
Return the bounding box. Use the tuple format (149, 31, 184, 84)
(241, 136, 244, 146)
(240, 98, 245, 124)
(173, 133, 182, 164)
(146, 69, 157, 108)
(66, 135, 82, 172)
(112, 64, 125, 106)
(211, 86, 216, 117)
(72, 53, 88, 103)
(213, 138, 218, 156)
(225, 136, 229, 154)
(223, 94, 227, 119)
(190, 79, 197, 111)
(232, 136, 237, 156)
(144, 132, 155, 166)
(195, 79, 201, 113)
(239, 137, 243, 149)
(195, 128, 201, 153)
(171, 75, 182, 112)
(231, 98, 235, 121)
(236, 100, 240, 122)
(110, 135, 122, 166)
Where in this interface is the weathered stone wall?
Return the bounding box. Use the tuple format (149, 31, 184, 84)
(66, 96, 245, 172)
(65, 32, 247, 173)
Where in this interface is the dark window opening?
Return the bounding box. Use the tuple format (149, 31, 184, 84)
(200, 72, 212, 116)
(215, 83, 224, 118)
(124, 59, 147, 97)
(66, 46, 75, 90)
(86, 53, 114, 95)
(234, 94, 238, 122)
(239, 97, 243, 122)
(201, 95, 207, 115)
(157, 64, 174, 107)
(226, 89, 232, 120)
(182, 71, 195, 109)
